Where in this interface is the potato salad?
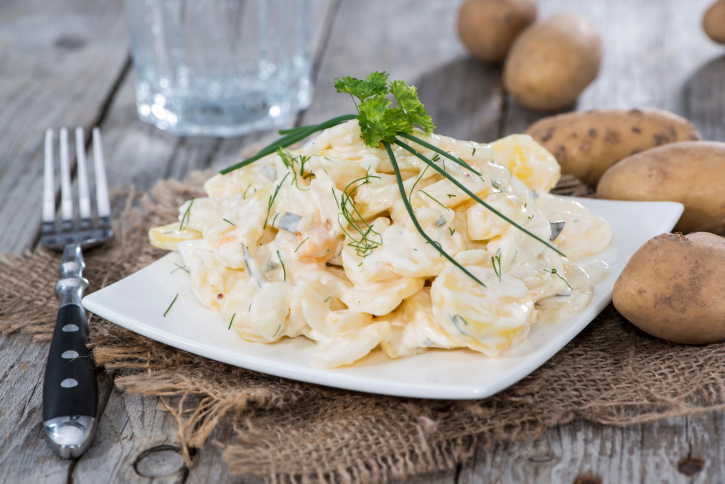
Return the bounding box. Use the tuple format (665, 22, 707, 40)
(149, 121, 611, 368)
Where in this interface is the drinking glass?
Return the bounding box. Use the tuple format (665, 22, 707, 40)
(124, 0, 313, 137)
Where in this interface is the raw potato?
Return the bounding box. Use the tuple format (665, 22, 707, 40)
(457, 0, 537, 64)
(613, 232, 725, 344)
(503, 13, 602, 111)
(703, 0, 725, 44)
(597, 141, 725, 234)
(526, 108, 702, 186)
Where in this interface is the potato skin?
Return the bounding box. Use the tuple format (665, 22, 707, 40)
(503, 13, 602, 111)
(526, 108, 702, 186)
(613, 232, 725, 344)
(457, 0, 537, 64)
(703, 0, 725, 44)
(597, 141, 725, 234)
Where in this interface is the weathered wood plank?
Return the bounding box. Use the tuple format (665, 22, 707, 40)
(460, 414, 724, 484)
(467, 0, 725, 482)
(502, 0, 723, 136)
(0, 335, 67, 484)
(69, 2, 340, 483)
(0, 0, 130, 254)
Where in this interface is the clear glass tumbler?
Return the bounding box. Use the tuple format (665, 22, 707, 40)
(124, 0, 313, 137)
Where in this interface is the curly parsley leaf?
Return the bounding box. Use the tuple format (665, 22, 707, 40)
(358, 96, 395, 146)
(334, 71, 390, 101)
(389, 80, 435, 135)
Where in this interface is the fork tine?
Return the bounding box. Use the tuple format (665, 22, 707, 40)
(59, 128, 74, 222)
(43, 129, 56, 223)
(92, 128, 111, 219)
(75, 128, 92, 221)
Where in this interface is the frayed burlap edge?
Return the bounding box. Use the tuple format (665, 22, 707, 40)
(2, 173, 725, 484)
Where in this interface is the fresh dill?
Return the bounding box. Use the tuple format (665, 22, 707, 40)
(295, 237, 309, 253)
(331, 187, 340, 209)
(492, 249, 502, 281)
(271, 212, 281, 228)
(337, 173, 383, 257)
(163, 293, 179, 317)
(447, 194, 456, 198)
(263, 173, 290, 229)
(491, 181, 503, 193)
(273, 325, 282, 338)
(223, 218, 235, 226)
(171, 263, 190, 274)
(472, 148, 476, 156)
(449, 227, 456, 236)
(419, 190, 447, 209)
(277, 148, 310, 191)
(544, 268, 573, 291)
(277, 250, 286, 282)
(243, 183, 252, 199)
(408, 165, 429, 203)
(324, 296, 331, 303)
(179, 198, 195, 230)
(228, 313, 236, 330)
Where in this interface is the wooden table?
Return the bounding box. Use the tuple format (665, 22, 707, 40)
(2, 0, 724, 482)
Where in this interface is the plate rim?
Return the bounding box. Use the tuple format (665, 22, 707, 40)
(83, 197, 684, 399)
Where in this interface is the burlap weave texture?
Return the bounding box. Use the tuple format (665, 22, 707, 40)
(2, 173, 723, 484)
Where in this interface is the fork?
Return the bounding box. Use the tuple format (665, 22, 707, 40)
(41, 127, 113, 459)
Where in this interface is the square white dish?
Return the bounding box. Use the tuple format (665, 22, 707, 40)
(84, 197, 683, 400)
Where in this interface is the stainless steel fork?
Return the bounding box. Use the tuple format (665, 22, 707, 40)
(41, 127, 113, 459)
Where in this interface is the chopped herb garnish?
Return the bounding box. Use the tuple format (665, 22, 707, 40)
(295, 237, 310, 253)
(324, 296, 331, 303)
(171, 263, 190, 274)
(228, 313, 236, 330)
(278, 148, 310, 191)
(419, 190, 447, 209)
(263, 173, 290, 229)
(408, 165, 429, 204)
(243, 183, 252, 199)
(179, 198, 195, 231)
(277, 250, 286, 282)
(472, 148, 476, 156)
(492, 249, 502, 281)
(544, 267, 573, 291)
(447, 194, 457, 198)
(271, 212, 281, 228)
(273, 325, 282, 338)
(223, 218, 235, 226)
(164, 293, 179, 317)
(338, 173, 383, 257)
(384, 142, 486, 287)
(219, 71, 566, 287)
(492, 181, 503, 193)
(449, 228, 456, 236)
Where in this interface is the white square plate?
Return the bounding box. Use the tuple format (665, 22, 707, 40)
(84, 198, 683, 399)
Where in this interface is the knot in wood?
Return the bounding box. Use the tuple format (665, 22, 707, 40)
(134, 445, 186, 478)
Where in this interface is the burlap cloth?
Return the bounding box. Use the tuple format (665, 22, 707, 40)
(3, 173, 724, 483)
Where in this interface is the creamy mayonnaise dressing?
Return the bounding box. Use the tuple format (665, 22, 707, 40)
(149, 122, 611, 368)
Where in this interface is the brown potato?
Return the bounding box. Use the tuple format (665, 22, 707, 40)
(457, 0, 537, 64)
(597, 141, 725, 234)
(703, 0, 725, 44)
(503, 14, 602, 111)
(526, 108, 702, 186)
(613, 232, 725, 344)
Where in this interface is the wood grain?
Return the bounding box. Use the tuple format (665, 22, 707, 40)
(0, 0, 130, 254)
(1, 0, 725, 482)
